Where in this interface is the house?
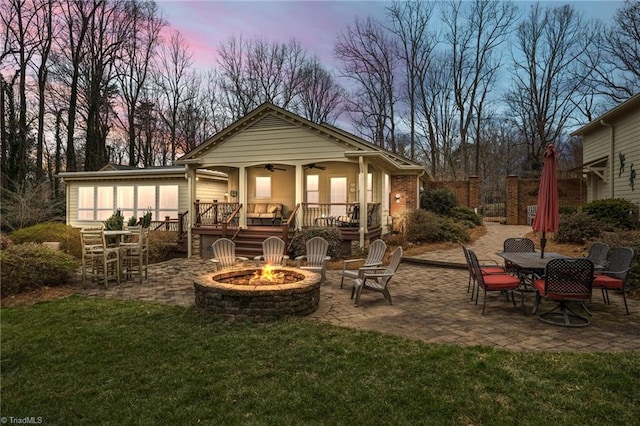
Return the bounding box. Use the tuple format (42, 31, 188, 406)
(58, 164, 228, 232)
(572, 93, 640, 204)
(176, 103, 431, 258)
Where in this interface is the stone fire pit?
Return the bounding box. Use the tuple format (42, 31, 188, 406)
(194, 266, 321, 322)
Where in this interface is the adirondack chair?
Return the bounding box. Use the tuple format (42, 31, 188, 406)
(295, 237, 331, 284)
(351, 246, 403, 306)
(340, 239, 387, 288)
(254, 236, 289, 266)
(210, 238, 249, 270)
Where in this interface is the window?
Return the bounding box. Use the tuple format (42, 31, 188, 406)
(306, 175, 319, 206)
(117, 186, 135, 220)
(96, 187, 114, 220)
(78, 187, 94, 220)
(137, 186, 156, 213)
(158, 185, 179, 219)
(367, 173, 373, 203)
(330, 177, 347, 217)
(255, 176, 271, 199)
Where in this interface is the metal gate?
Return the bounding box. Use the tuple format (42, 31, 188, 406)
(479, 176, 506, 224)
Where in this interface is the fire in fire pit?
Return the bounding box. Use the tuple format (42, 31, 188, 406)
(250, 264, 285, 285)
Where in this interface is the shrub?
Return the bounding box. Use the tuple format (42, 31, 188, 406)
(289, 227, 342, 259)
(147, 230, 181, 264)
(103, 210, 125, 230)
(559, 205, 578, 215)
(598, 230, 640, 292)
(0, 243, 79, 296)
(555, 212, 607, 244)
(404, 210, 469, 243)
(127, 216, 138, 227)
(8, 223, 82, 259)
(582, 198, 639, 230)
(420, 188, 457, 216)
(449, 206, 482, 227)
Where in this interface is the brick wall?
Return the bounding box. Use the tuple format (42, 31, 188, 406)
(390, 175, 418, 210)
(425, 176, 480, 209)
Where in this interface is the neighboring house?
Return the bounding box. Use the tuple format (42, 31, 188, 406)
(58, 164, 228, 229)
(176, 102, 431, 257)
(572, 93, 640, 204)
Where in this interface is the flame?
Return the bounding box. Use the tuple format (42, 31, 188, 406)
(250, 264, 285, 284)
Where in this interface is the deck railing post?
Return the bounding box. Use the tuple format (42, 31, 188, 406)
(195, 199, 201, 225)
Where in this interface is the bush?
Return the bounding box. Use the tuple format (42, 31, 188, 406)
(289, 227, 342, 259)
(555, 212, 608, 244)
(148, 230, 182, 264)
(0, 233, 13, 250)
(598, 230, 640, 292)
(404, 210, 470, 243)
(420, 188, 457, 216)
(559, 205, 578, 215)
(448, 206, 482, 227)
(1, 243, 79, 296)
(8, 223, 82, 259)
(582, 198, 639, 230)
(103, 210, 125, 230)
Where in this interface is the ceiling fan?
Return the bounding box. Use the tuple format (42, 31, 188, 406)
(262, 164, 286, 172)
(304, 163, 327, 170)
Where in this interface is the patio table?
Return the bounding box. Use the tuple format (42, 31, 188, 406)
(496, 251, 569, 273)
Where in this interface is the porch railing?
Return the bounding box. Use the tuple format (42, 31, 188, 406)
(194, 200, 241, 227)
(301, 202, 381, 229)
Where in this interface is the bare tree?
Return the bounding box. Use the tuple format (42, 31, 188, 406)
(114, 0, 166, 167)
(593, 0, 640, 103)
(294, 57, 344, 124)
(217, 36, 309, 120)
(441, 0, 518, 177)
(506, 3, 598, 174)
(386, 0, 437, 160)
(154, 30, 194, 163)
(335, 17, 400, 152)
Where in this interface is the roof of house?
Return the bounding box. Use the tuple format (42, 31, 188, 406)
(571, 93, 640, 136)
(57, 165, 227, 181)
(177, 103, 431, 179)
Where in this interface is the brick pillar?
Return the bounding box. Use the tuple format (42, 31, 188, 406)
(506, 175, 519, 225)
(468, 176, 480, 209)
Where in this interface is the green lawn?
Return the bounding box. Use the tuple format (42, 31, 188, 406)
(2, 296, 639, 425)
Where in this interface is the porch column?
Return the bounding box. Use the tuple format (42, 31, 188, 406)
(239, 166, 247, 228)
(186, 165, 196, 257)
(295, 165, 304, 229)
(359, 156, 367, 248)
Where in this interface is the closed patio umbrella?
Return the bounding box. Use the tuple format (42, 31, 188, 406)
(532, 144, 559, 258)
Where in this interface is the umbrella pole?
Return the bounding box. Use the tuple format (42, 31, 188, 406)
(540, 231, 546, 258)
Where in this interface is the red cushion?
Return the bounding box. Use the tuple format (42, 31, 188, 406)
(481, 274, 520, 290)
(593, 274, 624, 289)
(533, 278, 591, 300)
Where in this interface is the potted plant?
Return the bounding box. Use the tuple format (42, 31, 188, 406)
(104, 209, 124, 230)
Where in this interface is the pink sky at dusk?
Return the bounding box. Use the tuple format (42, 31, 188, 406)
(158, 0, 623, 72)
(157, 1, 390, 70)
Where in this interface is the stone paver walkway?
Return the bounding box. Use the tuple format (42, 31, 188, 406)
(77, 223, 640, 352)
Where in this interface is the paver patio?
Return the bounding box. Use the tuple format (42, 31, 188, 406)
(77, 223, 640, 352)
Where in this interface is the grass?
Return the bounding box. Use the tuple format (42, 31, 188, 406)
(2, 297, 640, 425)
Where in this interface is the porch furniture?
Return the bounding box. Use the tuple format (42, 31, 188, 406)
(461, 244, 507, 300)
(532, 258, 594, 327)
(210, 238, 250, 270)
(336, 204, 360, 227)
(81, 227, 121, 288)
(593, 247, 635, 314)
(120, 226, 149, 282)
(340, 239, 387, 288)
(246, 203, 283, 225)
(352, 246, 403, 306)
(469, 249, 522, 314)
(254, 236, 289, 266)
(586, 242, 609, 271)
(502, 237, 537, 286)
(295, 237, 331, 284)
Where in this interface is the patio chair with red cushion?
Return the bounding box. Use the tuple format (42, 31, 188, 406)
(593, 247, 634, 315)
(461, 244, 507, 301)
(532, 258, 594, 327)
(468, 249, 522, 314)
